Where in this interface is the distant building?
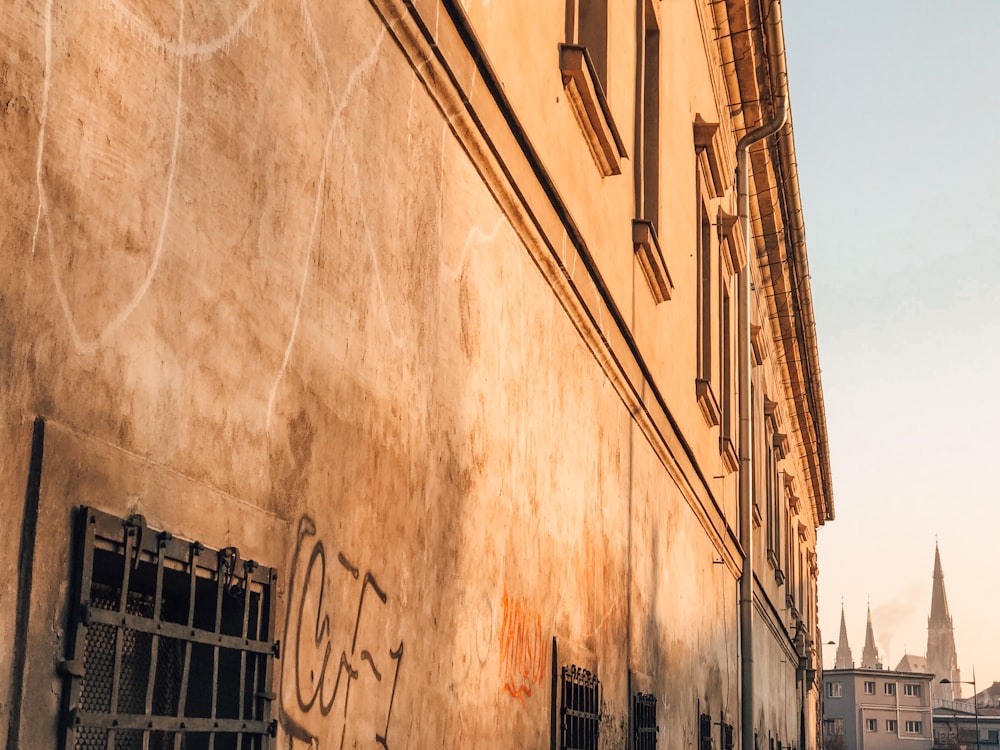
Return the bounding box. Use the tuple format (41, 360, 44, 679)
(933, 700, 1000, 750)
(979, 683, 1000, 710)
(861, 605, 882, 670)
(836, 605, 856, 669)
(898, 655, 929, 674)
(823, 668, 934, 750)
(927, 545, 962, 701)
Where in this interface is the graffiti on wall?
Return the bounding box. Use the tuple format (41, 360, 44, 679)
(280, 516, 403, 748)
(498, 590, 546, 705)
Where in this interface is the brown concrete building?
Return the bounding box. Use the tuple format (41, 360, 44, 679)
(0, 0, 833, 748)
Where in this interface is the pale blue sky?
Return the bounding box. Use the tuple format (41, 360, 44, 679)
(783, 1, 1000, 689)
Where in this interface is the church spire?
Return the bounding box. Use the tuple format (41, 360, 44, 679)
(835, 603, 854, 669)
(929, 543, 952, 625)
(861, 602, 880, 669)
(927, 542, 961, 700)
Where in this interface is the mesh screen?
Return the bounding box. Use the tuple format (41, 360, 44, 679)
(73, 726, 107, 750)
(80, 621, 115, 714)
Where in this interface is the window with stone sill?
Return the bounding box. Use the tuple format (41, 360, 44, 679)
(717, 207, 740, 471)
(560, 0, 626, 176)
(694, 115, 727, 430)
(763, 396, 786, 583)
(696, 200, 720, 427)
(632, 0, 670, 305)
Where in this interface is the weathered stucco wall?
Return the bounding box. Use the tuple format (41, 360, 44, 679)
(1, 0, 827, 747)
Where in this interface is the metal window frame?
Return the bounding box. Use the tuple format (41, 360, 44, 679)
(560, 665, 601, 750)
(60, 506, 278, 750)
(632, 692, 657, 750)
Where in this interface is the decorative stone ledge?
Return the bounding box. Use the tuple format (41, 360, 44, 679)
(693, 114, 725, 197)
(773, 431, 788, 460)
(784, 470, 800, 512)
(763, 395, 780, 426)
(632, 219, 672, 303)
(560, 44, 626, 177)
(717, 207, 744, 274)
(750, 322, 766, 365)
(720, 436, 738, 474)
(696, 378, 721, 427)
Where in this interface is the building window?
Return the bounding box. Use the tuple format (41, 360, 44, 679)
(718, 275, 737, 473)
(631, 1, 670, 305)
(864, 681, 875, 694)
(701, 714, 714, 750)
(560, 665, 601, 749)
(903, 683, 921, 697)
(826, 682, 842, 698)
(695, 197, 721, 427)
(905, 721, 923, 734)
(638, 0, 659, 229)
(560, 0, 625, 176)
(865, 719, 877, 732)
(830, 719, 844, 736)
(886, 720, 897, 733)
(60, 506, 278, 750)
(633, 693, 657, 750)
(763, 400, 787, 586)
(567, 0, 609, 91)
(885, 683, 896, 696)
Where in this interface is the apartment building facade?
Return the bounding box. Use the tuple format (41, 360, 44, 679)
(824, 669, 934, 750)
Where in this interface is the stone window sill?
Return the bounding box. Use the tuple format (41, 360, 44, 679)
(560, 44, 626, 177)
(720, 436, 738, 474)
(632, 219, 672, 303)
(696, 378, 721, 427)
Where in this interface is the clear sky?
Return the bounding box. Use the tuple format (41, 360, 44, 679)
(782, 1, 1000, 693)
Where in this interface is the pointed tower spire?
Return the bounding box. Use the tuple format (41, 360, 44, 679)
(927, 542, 961, 700)
(861, 602, 880, 669)
(835, 603, 854, 669)
(929, 543, 952, 624)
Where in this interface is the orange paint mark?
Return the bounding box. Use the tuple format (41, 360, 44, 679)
(498, 590, 547, 706)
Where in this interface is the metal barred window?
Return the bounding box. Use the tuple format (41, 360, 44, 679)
(60, 506, 278, 750)
(700, 714, 713, 750)
(560, 665, 601, 750)
(632, 692, 657, 750)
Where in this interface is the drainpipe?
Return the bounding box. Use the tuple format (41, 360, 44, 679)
(738, 4, 788, 750)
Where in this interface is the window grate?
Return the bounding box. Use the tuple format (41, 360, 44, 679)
(61, 507, 278, 750)
(633, 692, 657, 750)
(700, 714, 713, 750)
(560, 665, 601, 750)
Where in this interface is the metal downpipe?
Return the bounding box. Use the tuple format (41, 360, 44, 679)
(738, 3, 788, 750)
